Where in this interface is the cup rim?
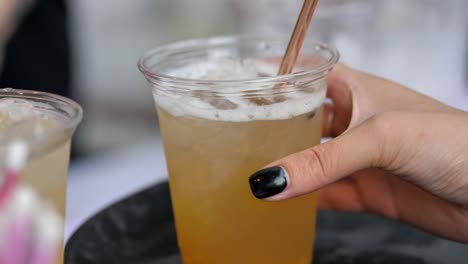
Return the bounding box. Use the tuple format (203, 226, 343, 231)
(0, 88, 83, 153)
(138, 35, 340, 88)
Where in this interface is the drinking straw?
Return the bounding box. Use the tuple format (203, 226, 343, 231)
(28, 203, 63, 264)
(0, 140, 33, 264)
(0, 141, 28, 208)
(0, 186, 36, 264)
(277, 0, 320, 76)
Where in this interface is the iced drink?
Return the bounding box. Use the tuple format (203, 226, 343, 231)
(0, 89, 82, 264)
(139, 36, 339, 264)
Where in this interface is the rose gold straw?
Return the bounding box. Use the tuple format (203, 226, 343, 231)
(250, 0, 320, 105)
(278, 0, 320, 75)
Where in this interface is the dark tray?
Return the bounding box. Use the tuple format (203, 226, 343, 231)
(65, 182, 467, 264)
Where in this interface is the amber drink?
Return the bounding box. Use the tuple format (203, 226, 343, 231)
(139, 36, 339, 264)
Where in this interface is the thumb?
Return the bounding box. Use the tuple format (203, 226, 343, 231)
(249, 115, 388, 200)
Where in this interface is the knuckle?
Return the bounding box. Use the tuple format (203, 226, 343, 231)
(299, 144, 330, 187)
(363, 112, 401, 167)
(366, 112, 397, 137)
(280, 142, 337, 196)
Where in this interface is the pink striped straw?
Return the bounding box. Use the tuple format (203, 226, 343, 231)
(28, 204, 63, 264)
(0, 169, 18, 208)
(0, 186, 36, 264)
(0, 141, 28, 208)
(0, 140, 32, 264)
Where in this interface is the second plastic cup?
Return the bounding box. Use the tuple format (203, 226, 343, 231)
(0, 88, 83, 264)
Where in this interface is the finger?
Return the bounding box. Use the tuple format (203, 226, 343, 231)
(324, 64, 456, 137)
(386, 176, 468, 243)
(317, 170, 468, 243)
(318, 169, 400, 217)
(317, 180, 364, 211)
(248, 116, 382, 201)
(321, 101, 334, 138)
(325, 64, 353, 136)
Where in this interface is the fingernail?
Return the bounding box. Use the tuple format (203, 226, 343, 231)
(249, 166, 287, 199)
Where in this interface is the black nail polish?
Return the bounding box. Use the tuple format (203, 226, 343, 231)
(249, 166, 287, 199)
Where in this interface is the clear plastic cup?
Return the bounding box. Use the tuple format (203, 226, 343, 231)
(139, 36, 339, 264)
(0, 88, 83, 263)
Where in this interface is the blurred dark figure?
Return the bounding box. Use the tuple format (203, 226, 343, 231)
(0, 0, 84, 159)
(0, 0, 72, 98)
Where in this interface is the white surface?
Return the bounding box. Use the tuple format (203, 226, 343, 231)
(65, 137, 168, 241)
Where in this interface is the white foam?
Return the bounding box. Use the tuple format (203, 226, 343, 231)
(154, 59, 327, 122)
(166, 58, 278, 80)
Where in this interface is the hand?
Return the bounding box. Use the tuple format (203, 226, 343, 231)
(0, 0, 14, 41)
(249, 64, 468, 243)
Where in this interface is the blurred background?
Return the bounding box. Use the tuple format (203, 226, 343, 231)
(0, 0, 467, 159)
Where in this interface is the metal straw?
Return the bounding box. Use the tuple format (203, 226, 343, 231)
(278, 0, 320, 76)
(250, 0, 320, 105)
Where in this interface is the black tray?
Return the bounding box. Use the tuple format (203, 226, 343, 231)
(65, 182, 467, 264)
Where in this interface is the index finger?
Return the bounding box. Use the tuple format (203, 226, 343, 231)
(324, 63, 353, 137)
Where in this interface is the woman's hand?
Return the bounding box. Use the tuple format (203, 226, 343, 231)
(249, 64, 468, 243)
